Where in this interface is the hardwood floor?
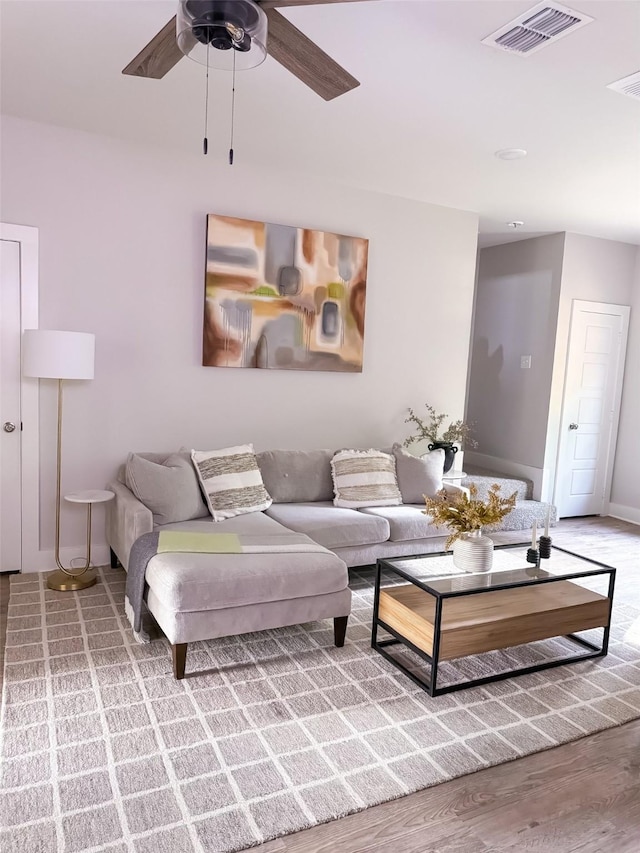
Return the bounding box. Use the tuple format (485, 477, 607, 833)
(1, 517, 639, 851)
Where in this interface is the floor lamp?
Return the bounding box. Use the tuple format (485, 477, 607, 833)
(22, 329, 96, 591)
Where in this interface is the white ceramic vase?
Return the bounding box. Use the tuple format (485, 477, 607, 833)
(452, 529, 494, 573)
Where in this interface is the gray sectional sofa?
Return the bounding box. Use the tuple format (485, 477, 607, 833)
(106, 447, 553, 678)
(108, 448, 468, 571)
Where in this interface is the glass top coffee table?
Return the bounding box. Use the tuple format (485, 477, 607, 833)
(372, 543, 616, 697)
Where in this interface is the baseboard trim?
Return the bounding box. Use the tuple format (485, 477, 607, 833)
(20, 544, 112, 574)
(608, 503, 640, 526)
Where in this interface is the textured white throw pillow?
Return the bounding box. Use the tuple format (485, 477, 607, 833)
(392, 443, 445, 503)
(331, 449, 402, 508)
(191, 444, 272, 522)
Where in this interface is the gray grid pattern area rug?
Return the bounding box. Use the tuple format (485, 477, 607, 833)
(2, 561, 640, 853)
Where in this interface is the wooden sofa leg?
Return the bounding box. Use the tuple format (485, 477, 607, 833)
(334, 616, 348, 648)
(109, 548, 120, 569)
(172, 643, 188, 679)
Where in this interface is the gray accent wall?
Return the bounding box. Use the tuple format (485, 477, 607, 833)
(466, 234, 565, 470)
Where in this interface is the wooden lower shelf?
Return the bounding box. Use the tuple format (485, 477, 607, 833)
(378, 581, 609, 661)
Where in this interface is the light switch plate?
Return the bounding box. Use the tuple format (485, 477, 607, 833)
(521, 355, 532, 369)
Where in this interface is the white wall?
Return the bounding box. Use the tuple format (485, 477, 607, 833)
(609, 246, 640, 523)
(465, 234, 565, 496)
(546, 233, 637, 512)
(1, 116, 479, 565)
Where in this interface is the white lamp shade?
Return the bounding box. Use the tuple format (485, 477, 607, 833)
(22, 330, 95, 380)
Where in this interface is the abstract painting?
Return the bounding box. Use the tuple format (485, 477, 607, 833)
(202, 215, 368, 372)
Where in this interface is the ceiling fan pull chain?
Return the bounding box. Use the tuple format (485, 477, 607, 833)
(203, 44, 210, 156)
(229, 50, 236, 166)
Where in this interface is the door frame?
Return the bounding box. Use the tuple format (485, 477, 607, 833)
(554, 299, 630, 518)
(1, 223, 39, 571)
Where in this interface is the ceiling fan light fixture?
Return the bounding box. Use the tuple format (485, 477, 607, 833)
(177, 0, 267, 70)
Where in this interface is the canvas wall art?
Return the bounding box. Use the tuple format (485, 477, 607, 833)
(202, 215, 368, 372)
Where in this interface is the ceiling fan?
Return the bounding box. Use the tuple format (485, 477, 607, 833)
(122, 0, 371, 101)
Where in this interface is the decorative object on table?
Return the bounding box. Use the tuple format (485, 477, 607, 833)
(539, 505, 552, 559)
(539, 537, 552, 558)
(423, 482, 517, 572)
(404, 403, 477, 473)
(202, 215, 368, 372)
(450, 529, 496, 573)
(22, 329, 97, 591)
(526, 519, 540, 565)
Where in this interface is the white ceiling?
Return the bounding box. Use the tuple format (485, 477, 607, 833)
(1, 0, 639, 246)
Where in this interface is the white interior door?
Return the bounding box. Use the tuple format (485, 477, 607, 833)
(1, 223, 39, 573)
(1, 239, 23, 572)
(556, 300, 630, 518)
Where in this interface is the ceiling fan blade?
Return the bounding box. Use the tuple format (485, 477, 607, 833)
(264, 8, 359, 100)
(261, 1, 373, 8)
(122, 16, 184, 79)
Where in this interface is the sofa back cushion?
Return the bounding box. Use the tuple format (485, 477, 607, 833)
(393, 444, 444, 503)
(191, 444, 272, 521)
(331, 449, 402, 508)
(256, 449, 335, 503)
(125, 452, 209, 525)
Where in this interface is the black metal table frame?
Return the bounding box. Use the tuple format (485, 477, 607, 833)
(371, 543, 616, 697)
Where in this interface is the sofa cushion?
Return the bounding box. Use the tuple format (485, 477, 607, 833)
(256, 449, 334, 503)
(358, 506, 442, 542)
(331, 449, 402, 508)
(146, 538, 349, 613)
(393, 444, 444, 503)
(265, 502, 390, 549)
(156, 512, 288, 535)
(191, 444, 272, 522)
(125, 452, 209, 526)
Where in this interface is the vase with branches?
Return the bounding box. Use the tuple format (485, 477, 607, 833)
(424, 483, 517, 548)
(404, 404, 477, 472)
(424, 483, 517, 571)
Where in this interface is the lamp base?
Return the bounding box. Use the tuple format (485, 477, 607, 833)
(47, 569, 97, 591)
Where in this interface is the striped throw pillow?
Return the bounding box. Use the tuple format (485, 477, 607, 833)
(191, 445, 272, 521)
(331, 449, 402, 508)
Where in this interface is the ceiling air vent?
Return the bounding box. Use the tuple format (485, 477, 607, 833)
(607, 71, 640, 102)
(482, 2, 594, 56)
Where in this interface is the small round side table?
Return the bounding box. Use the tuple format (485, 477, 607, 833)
(442, 470, 467, 484)
(47, 490, 115, 591)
